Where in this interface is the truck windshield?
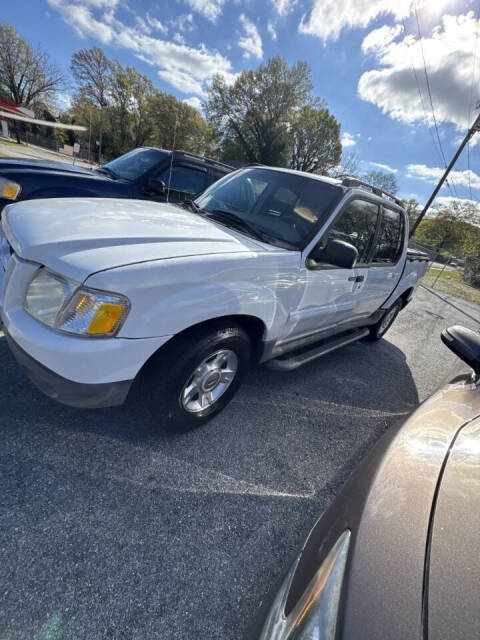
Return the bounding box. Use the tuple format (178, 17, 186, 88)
(102, 148, 169, 181)
(194, 168, 343, 249)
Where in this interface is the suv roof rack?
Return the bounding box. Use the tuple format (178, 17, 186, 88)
(172, 150, 234, 171)
(340, 176, 403, 208)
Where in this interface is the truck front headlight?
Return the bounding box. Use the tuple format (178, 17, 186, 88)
(0, 177, 21, 200)
(25, 268, 130, 337)
(259, 530, 351, 640)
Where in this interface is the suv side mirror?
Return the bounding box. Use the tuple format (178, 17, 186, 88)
(147, 178, 166, 195)
(310, 239, 358, 269)
(441, 325, 480, 380)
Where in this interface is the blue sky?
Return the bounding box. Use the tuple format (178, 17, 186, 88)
(3, 0, 480, 206)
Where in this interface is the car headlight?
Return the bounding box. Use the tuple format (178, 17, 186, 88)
(0, 177, 21, 200)
(25, 268, 130, 337)
(259, 530, 351, 640)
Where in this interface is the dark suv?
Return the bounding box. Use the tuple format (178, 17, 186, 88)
(0, 148, 233, 211)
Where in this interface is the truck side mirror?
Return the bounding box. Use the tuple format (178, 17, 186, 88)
(147, 178, 166, 195)
(441, 325, 480, 380)
(309, 239, 358, 269)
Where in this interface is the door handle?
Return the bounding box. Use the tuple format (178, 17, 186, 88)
(348, 275, 364, 282)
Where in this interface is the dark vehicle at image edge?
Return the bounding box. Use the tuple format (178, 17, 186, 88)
(253, 326, 480, 640)
(0, 147, 233, 210)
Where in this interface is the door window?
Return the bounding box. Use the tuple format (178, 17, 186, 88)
(323, 199, 379, 264)
(157, 165, 207, 198)
(372, 208, 404, 263)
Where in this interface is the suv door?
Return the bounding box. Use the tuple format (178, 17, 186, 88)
(357, 206, 406, 315)
(284, 198, 380, 341)
(155, 164, 208, 202)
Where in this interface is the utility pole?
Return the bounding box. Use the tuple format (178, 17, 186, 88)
(410, 110, 480, 238)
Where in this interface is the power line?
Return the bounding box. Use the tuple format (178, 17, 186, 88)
(401, 18, 446, 171)
(413, 4, 460, 200)
(467, 1, 480, 203)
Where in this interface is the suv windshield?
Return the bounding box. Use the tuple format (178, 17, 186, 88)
(102, 148, 169, 181)
(195, 168, 343, 249)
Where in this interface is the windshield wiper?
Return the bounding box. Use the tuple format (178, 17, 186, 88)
(203, 209, 266, 240)
(96, 166, 118, 180)
(179, 199, 202, 214)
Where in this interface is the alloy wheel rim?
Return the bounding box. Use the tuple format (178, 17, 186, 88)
(180, 349, 238, 413)
(379, 305, 398, 335)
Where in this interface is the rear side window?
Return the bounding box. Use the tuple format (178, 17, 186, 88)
(323, 199, 379, 264)
(158, 165, 206, 195)
(373, 208, 404, 263)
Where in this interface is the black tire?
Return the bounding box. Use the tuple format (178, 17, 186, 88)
(140, 322, 251, 432)
(366, 299, 402, 341)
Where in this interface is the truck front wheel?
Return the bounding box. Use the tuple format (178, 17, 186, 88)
(140, 323, 251, 432)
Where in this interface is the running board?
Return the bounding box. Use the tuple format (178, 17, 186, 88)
(266, 328, 370, 371)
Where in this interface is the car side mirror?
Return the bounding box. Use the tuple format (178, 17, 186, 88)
(441, 325, 480, 380)
(309, 239, 358, 269)
(147, 178, 166, 195)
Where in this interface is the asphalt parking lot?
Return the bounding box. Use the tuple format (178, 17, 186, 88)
(1, 286, 478, 640)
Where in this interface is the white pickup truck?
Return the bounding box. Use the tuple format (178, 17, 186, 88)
(0, 167, 428, 430)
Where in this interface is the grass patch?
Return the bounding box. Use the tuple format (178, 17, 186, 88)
(423, 267, 480, 305)
(0, 137, 25, 147)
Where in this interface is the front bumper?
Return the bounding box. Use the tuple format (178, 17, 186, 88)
(4, 328, 132, 408)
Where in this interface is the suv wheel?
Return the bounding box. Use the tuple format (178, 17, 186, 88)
(140, 322, 251, 432)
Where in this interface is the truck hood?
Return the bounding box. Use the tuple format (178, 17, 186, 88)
(3, 197, 267, 281)
(0, 157, 95, 176)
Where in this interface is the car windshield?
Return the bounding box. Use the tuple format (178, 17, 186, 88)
(101, 148, 169, 181)
(194, 168, 343, 249)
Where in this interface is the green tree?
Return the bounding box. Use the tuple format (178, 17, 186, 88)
(290, 105, 341, 174)
(205, 56, 316, 165)
(149, 92, 215, 156)
(402, 199, 422, 228)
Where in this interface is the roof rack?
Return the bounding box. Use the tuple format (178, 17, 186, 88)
(172, 150, 234, 170)
(340, 176, 403, 208)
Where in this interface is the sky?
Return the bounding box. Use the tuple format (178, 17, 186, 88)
(3, 0, 480, 206)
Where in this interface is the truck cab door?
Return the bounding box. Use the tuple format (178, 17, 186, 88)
(284, 199, 380, 341)
(355, 206, 406, 316)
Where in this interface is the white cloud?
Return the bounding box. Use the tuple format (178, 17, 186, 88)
(272, 0, 297, 16)
(184, 0, 225, 23)
(361, 24, 403, 52)
(237, 14, 263, 60)
(267, 21, 277, 41)
(47, 0, 115, 43)
(174, 32, 185, 44)
(434, 196, 480, 211)
(406, 163, 480, 190)
(358, 12, 480, 131)
(341, 132, 357, 148)
(146, 14, 168, 34)
(370, 161, 398, 174)
(299, 0, 415, 42)
(48, 0, 236, 97)
(183, 96, 203, 111)
(82, 0, 119, 7)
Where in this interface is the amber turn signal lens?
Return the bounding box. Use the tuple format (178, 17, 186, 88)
(87, 303, 125, 335)
(2, 183, 21, 200)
